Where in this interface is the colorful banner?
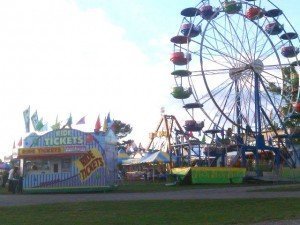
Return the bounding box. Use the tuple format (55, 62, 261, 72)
(75, 148, 105, 181)
(23, 106, 30, 133)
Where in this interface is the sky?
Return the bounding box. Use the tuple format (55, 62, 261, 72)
(0, 0, 299, 160)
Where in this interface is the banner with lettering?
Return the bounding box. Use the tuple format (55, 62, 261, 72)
(75, 148, 105, 181)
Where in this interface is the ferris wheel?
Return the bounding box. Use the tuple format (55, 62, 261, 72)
(170, 0, 300, 168)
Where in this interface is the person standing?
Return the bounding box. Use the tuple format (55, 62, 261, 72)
(7, 167, 15, 192)
(8, 167, 19, 193)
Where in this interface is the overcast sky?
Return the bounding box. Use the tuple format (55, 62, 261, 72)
(0, 0, 299, 160)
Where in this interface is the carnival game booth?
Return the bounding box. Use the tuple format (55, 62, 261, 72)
(18, 128, 118, 193)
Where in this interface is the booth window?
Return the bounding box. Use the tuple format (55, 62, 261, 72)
(61, 158, 71, 172)
(25, 160, 50, 172)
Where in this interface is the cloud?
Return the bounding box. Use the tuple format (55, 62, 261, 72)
(0, 0, 176, 158)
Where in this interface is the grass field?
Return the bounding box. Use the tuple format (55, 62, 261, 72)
(0, 198, 299, 225)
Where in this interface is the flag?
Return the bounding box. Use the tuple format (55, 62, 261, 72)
(51, 115, 61, 130)
(94, 115, 101, 132)
(102, 116, 107, 132)
(13, 141, 15, 149)
(76, 116, 86, 125)
(18, 137, 22, 147)
(107, 112, 111, 123)
(62, 113, 73, 129)
(106, 112, 114, 129)
(31, 110, 39, 131)
(41, 123, 48, 132)
(36, 118, 44, 131)
(23, 106, 30, 133)
(66, 113, 73, 127)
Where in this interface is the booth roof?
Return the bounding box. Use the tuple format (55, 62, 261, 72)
(140, 151, 174, 164)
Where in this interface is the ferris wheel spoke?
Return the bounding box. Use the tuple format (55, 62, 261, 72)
(223, 14, 240, 65)
(211, 24, 237, 67)
(259, 39, 288, 62)
(240, 14, 254, 62)
(224, 14, 252, 62)
(258, 75, 284, 116)
(255, 35, 274, 60)
(201, 35, 236, 67)
(201, 43, 248, 66)
(209, 20, 250, 63)
(260, 70, 284, 84)
(201, 53, 233, 70)
(202, 80, 233, 104)
(239, 74, 255, 123)
(252, 18, 268, 60)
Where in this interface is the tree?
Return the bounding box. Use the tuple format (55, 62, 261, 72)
(112, 120, 132, 139)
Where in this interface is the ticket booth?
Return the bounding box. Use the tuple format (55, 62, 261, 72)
(18, 128, 117, 193)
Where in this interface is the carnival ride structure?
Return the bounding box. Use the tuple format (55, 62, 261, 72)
(146, 114, 204, 167)
(170, 0, 300, 172)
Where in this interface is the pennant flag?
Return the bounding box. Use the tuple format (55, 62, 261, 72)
(18, 137, 22, 147)
(41, 123, 48, 132)
(107, 112, 111, 123)
(31, 110, 39, 131)
(62, 113, 73, 129)
(23, 106, 30, 133)
(106, 112, 114, 130)
(94, 115, 101, 132)
(102, 116, 107, 132)
(13, 141, 15, 149)
(66, 113, 73, 127)
(76, 116, 86, 125)
(51, 115, 61, 130)
(36, 118, 45, 131)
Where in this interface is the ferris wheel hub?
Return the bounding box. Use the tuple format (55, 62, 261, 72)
(250, 59, 264, 74)
(229, 59, 264, 80)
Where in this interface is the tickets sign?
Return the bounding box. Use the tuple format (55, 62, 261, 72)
(75, 148, 105, 181)
(18, 147, 64, 156)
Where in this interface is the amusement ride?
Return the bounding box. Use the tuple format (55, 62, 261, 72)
(168, 0, 300, 172)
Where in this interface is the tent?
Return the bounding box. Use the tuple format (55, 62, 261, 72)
(139, 151, 175, 181)
(140, 151, 173, 164)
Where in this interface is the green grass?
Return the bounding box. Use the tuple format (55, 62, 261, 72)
(0, 198, 299, 225)
(0, 187, 9, 195)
